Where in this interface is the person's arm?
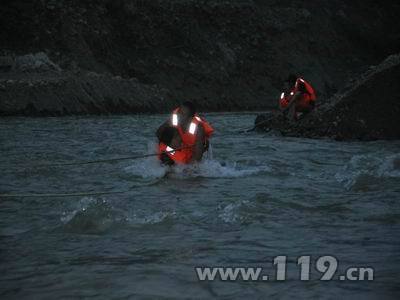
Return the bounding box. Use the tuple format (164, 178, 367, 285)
(156, 120, 170, 141)
(191, 125, 205, 162)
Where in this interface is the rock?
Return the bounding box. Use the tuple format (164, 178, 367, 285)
(0, 70, 170, 116)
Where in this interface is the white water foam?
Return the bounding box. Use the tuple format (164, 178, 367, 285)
(124, 157, 269, 179)
(124, 156, 168, 179)
(123, 142, 269, 179)
(124, 141, 168, 179)
(218, 200, 249, 223)
(61, 197, 177, 232)
(61, 196, 99, 224)
(170, 159, 270, 179)
(335, 153, 400, 189)
(60, 197, 126, 233)
(126, 211, 177, 225)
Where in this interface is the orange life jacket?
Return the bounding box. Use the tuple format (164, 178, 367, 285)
(170, 107, 214, 162)
(279, 78, 316, 109)
(158, 142, 190, 164)
(171, 108, 213, 143)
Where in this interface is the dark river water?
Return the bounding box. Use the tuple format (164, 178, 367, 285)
(1, 113, 400, 299)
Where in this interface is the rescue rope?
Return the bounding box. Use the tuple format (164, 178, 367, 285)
(0, 190, 128, 198)
(12, 146, 192, 168)
(44, 152, 165, 167)
(0, 146, 193, 198)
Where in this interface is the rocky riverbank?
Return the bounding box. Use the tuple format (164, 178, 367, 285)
(254, 54, 400, 140)
(0, 53, 170, 116)
(1, 1, 399, 115)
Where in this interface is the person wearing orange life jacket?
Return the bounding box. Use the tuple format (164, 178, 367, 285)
(279, 74, 317, 121)
(156, 101, 214, 164)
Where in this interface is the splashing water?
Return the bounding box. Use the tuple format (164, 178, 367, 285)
(218, 200, 250, 224)
(124, 156, 168, 179)
(124, 141, 269, 179)
(61, 197, 125, 234)
(125, 156, 269, 179)
(61, 196, 177, 234)
(126, 211, 177, 225)
(124, 141, 168, 179)
(170, 158, 270, 179)
(335, 153, 400, 190)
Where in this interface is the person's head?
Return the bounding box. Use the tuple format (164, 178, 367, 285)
(159, 126, 178, 145)
(284, 74, 298, 89)
(159, 126, 181, 147)
(180, 101, 196, 123)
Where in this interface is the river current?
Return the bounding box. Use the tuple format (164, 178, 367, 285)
(1, 113, 399, 299)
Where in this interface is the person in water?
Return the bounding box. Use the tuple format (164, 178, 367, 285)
(279, 74, 317, 121)
(157, 101, 214, 165)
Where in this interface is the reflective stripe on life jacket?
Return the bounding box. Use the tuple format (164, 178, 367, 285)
(158, 143, 190, 164)
(194, 115, 214, 139)
(171, 107, 214, 145)
(279, 77, 316, 109)
(295, 78, 316, 102)
(166, 146, 175, 154)
(279, 92, 290, 109)
(171, 108, 199, 147)
(172, 113, 178, 126)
